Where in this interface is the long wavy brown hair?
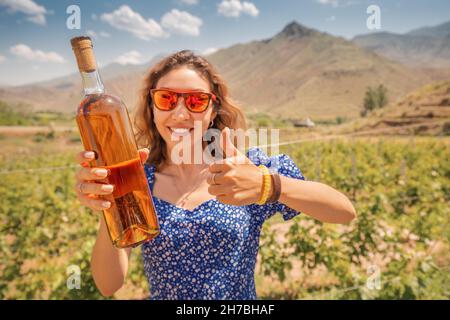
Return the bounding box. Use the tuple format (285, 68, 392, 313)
(134, 50, 247, 169)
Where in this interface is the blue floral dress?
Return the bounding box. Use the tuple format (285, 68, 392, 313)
(141, 147, 305, 300)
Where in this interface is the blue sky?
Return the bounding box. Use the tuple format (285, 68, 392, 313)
(0, 0, 449, 86)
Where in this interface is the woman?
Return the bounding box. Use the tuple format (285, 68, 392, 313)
(74, 50, 356, 299)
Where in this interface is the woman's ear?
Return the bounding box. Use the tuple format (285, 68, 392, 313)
(211, 110, 217, 123)
(214, 97, 221, 109)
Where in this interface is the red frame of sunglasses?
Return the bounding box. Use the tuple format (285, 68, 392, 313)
(150, 88, 219, 113)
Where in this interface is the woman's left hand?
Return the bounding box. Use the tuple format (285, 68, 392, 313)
(207, 127, 264, 206)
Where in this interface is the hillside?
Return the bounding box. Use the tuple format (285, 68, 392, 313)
(343, 81, 450, 135)
(206, 21, 430, 119)
(353, 21, 450, 68)
(0, 21, 435, 120)
(0, 55, 166, 115)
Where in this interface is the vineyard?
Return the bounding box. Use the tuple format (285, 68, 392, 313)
(0, 132, 449, 299)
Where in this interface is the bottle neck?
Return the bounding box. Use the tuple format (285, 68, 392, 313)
(81, 69, 105, 95)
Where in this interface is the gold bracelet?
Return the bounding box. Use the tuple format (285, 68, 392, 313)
(256, 165, 271, 205)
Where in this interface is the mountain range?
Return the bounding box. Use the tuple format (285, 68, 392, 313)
(0, 20, 449, 120)
(207, 21, 432, 119)
(353, 21, 450, 68)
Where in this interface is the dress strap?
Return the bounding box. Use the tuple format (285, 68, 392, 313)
(144, 163, 156, 193)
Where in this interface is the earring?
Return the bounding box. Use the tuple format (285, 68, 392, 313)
(209, 120, 214, 128)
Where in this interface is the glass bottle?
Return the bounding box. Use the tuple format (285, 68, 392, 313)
(71, 36, 160, 248)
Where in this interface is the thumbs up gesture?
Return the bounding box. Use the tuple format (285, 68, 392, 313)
(207, 127, 266, 206)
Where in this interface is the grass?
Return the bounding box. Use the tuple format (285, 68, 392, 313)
(0, 130, 448, 299)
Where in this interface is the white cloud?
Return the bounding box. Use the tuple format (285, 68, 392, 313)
(161, 9, 202, 36)
(317, 0, 339, 6)
(86, 30, 111, 39)
(217, 0, 259, 18)
(0, 55, 6, 63)
(114, 51, 143, 65)
(9, 44, 65, 63)
(100, 5, 167, 40)
(316, 0, 359, 7)
(202, 47, 218, 56)
(86, 30, 97, 38)
(241, 1, 259, 16)
(179, 0, 199, 5)
(0, 0, 48, 25)
(326, 15, 336, 22)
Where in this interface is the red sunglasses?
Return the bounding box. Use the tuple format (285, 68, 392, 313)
(150, 89, 219, 113)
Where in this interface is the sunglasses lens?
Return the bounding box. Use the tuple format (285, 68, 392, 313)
(186, 92, 210, 112)
(153, 90, 177, 110)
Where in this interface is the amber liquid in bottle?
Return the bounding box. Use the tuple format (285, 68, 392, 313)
(72, 36, 160, 248)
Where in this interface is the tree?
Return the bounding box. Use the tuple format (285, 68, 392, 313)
(361, 85, 388, 117)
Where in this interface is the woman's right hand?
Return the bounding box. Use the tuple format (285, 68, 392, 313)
(74, 148, 150, 211)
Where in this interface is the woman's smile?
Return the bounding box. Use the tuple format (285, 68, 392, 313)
(167, 126, 194, 137)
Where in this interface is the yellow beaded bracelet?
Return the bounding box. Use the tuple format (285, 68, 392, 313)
(256, 165, 272, 205)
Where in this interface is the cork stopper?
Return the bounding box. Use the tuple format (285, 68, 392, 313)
(70, 36, 97, 72)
